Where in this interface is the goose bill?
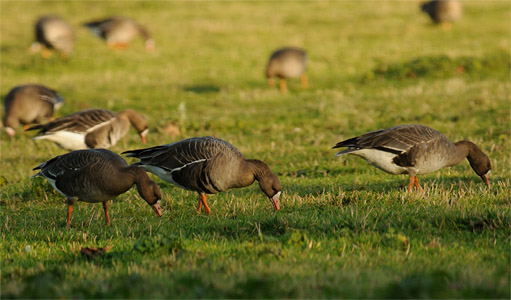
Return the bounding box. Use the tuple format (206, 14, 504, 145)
(152, 202, 162, 216)
(270, 191, 281, 211)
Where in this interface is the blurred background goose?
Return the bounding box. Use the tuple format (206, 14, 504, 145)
(333, 124, 491, 191)
(32, 149, 162, 228)
(28, 108, 148, 150)
(421, 0, 462, 29)
(29, 15, 74, 58)
(83, 17, 154, 51)
(3, 84, 64, 137)
(266, 47, 308, 93)
(123, 136, 282, 214)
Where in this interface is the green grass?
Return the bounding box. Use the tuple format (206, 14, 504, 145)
(1, 1, 510, 298)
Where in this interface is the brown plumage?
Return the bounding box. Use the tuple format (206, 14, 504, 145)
(123, 136, 282, 214)
(421, 0, 462, 27)
(333, 124, 491, 191)
(83, 17, 154, 51)
(266, 47, 308, 93)
(28, 108, 149, 151)
(30, 15, 74, 58)
(3, 84, 64, 137)
(32, 149, 162, 228)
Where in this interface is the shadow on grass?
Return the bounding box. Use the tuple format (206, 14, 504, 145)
(285, 174, 497, 197)
(183, 85, 220, 94)
(3, 266, 300, 299)
(380, 270, 506, 299)
(2, 268, 167, 299)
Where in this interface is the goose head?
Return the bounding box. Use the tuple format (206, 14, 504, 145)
(137, 180, 163, 216)
(258, 171, 282, 211)
(467, 150, 491, 186)
(120, 109, 149, 143)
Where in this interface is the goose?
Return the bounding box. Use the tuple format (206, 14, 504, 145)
(122, 136, 281, 214)
(3, 84, 64, 137)
(266, 47, 308, 93)
(83, 17, 154, 51)
(32, 149, 162, 228)
(333, 124, 491, 191)
(27, 108, 149, 151)
(29, 15, 74, 58)
(421, 0, 462, 29)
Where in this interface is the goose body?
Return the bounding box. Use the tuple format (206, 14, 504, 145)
(83, 17, 154, 51)
(28, 108, 148, 151)
(32, 149, 162, 227)
(266, 47, 308, 93)
(333, 124, 491, 191)
(123, 136, 281, 214)
(3, 84, 64, 137)
(30, 15, 74, 58)
(421, 0, 462, 25)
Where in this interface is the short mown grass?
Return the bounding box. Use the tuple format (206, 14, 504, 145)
(1, 1, 510, 299)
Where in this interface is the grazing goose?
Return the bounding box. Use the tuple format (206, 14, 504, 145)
(3, 84, 64, 137)
(32, 149, 162, 228)
(421, 0, 462, 28)
(123, 136, 281, 214)
(27, 108, 148, 151)
(333, 124, 491, 191)
(266, 47, 308, 93)
(30, 15, 74, 58)
(83, 17, 154, 51)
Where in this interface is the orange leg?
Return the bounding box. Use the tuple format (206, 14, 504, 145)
(279, 79, 288, 93)
(441, 22, 452, 30)
(408, 176, 415, 192)
(42, 48, 52, 59)
(301, 74, 308, 88)
(108, 42, 128, 51)
(197, 193, 212, 215)
(414, 177, 424, 193)
(268, 78, 275, 87)
(66, 204, 73, 228)
(23, 125, 30, 131)
(103, 202, 111, 226)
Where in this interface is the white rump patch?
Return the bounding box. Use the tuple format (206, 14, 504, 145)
(33, 131, 87, 150)
(351, 149, 407, 175)
(140, 159, 206, 190)
(140, 165, 187, 190)
(44, 177, 66, 197)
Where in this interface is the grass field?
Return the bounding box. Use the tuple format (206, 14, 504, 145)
(1, 1, 510, 298)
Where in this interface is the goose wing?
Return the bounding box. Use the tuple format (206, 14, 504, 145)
(27, 109, 116, 134)
(123, 136, 241, 172)
(32, 149, 125, 194)
(32, 149, 109, 178)
(334, 124, 442, 155)
(83, 18, 118, 38)
(37, 86, 64, 106)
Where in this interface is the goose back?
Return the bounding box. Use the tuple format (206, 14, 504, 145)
(421, 0, 462, 23)
(28, 109, 147, 150)
(32, 149, 133, 203)
(83, 17, 150, 44)
(3, 84, 63, 133)
(35, 16, 74, 54)
(124, 137, 247, 194)
(266, 47, 307, 79)
(334, 124, 458, 175)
